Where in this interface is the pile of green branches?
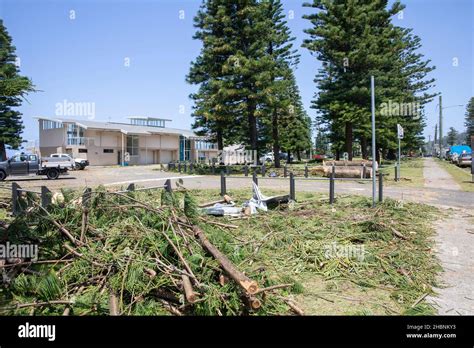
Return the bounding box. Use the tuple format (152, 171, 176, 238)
(0, 187, 294, 316)
(232, 193, 442, 314)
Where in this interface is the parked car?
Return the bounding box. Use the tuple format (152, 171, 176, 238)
(50, 153, 89, 170)
(260, 152, 274, 163)
(312, 154, 327, 161)
(0, 153, 72, 181)
(450, 152, 459, 164)
(259, 152, 293, 163)
(456, 153, 472, 168)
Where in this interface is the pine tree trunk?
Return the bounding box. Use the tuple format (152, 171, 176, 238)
(272, 108, 281, 168)
(345, 122, 353, 160)
(361, 136, 368, 159)
(0, 142, 6, 161)
(247, 101, 258, 162)
(387, 148, 396, 160)
(217, 127, 224, 151)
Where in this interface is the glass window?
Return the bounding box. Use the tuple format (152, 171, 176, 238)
(28, 155, 37, 161)
(127, 135, 139, 156)
(67, 124, 85, 145)
(42, 120, 62, 130)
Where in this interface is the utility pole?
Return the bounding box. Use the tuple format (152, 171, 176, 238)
(439, 95, 443, 158)
(371, 76, 376, 208)
(428, 135, 431, 156)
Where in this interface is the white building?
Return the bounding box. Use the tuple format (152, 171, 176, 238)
(36, 116, 219, 166)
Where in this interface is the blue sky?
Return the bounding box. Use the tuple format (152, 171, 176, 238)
(0, 0, 473, 147)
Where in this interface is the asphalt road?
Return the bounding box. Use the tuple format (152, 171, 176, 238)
(4, 163, 473, 208)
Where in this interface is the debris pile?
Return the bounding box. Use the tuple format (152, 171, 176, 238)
(201, 183, 289, 217)
(0, 187, 296, 316)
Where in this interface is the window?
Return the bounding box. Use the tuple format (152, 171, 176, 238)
(67, 124, 85, 145)
(130, 118, 165, 128)
(127, 135, 139, 156)
(195, 140, 217, 150)
(179, 135, 191, 161)
(42, 120, 62, 130)
(103, 149, 114, 153)
(11, 155, 27, 162)
(78, 149, 88, 153)
(28, 155, 37, 161)
(131, 119, 147, 126)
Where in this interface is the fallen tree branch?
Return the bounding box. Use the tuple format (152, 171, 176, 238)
(198, 217, 238, 229)
(109, 292, 119, 316)
(283, 298, 304, 316)
(6, 300, 74, 310)
(192, 226, 258, 294)
(181, 274, 197, 304)
(33, 202, 81, 246)
(255, 283, 293, 294)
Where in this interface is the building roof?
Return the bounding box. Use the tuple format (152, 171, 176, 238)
(127, 116, 173, 122)
(35, 117, 203, 139)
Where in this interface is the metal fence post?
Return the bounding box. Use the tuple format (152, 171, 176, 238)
(304, 165, 308, 178)
(226, 165, 230, 176)
(184, 163, 187, 173)
(284, 165, 288, 178)
(41, 186, 52, 208)
(220, 171, 226, 196)
(378, 172, 383, 202)
(252, 171, 258, 186)
(289, 172, 295, 201)
(329, 166, 335, 204)
(261, 163, 266, 177)
(211, 163, 215, 175)
(178, 162, 182, 173)
(394, 165, 398, 182)
(12, 182, 20, 215)
(189, 162, 193, 173)
(164, 179, 172, 193)
(362, 164, 366, 179)
(244, 165, 249, 177)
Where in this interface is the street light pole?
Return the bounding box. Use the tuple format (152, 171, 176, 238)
(438, 95, 443, 158)
(371, 76, 376, 208)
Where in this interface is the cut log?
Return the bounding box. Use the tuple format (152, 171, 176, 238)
(243, 294, 262, 310)
(192, 226, 259, 294)
(310, 166, 372, 178)
(323, 160, 374, 167)
(181, 274, 197, 303)
(198, 195, 233, 208)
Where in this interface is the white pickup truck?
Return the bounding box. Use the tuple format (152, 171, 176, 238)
(0, 153, 72, 180)
(50, 153, 89, 170)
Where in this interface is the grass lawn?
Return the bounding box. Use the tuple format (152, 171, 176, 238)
(378, 158, 425, 188)
(435, 159, 474, 192)
(1, 186, 442, 315)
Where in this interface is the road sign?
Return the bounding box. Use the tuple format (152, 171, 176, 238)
(397, 124, 404, 139)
